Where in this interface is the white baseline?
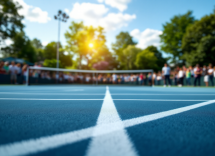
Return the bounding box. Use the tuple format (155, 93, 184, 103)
(0, 98, 208, 101)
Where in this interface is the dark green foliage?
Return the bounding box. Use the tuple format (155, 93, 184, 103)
(31, 38, 45, 61)
(182, 10, 215, 66)
(43, 42, 72, 68)
(135, 49, 158, 70)
(145, 46, 167, 71)
(160, 11, 195, 64)
(0, 0, 24, 40)
(2, 32, 37, 62)
(112, 32, 136, 69)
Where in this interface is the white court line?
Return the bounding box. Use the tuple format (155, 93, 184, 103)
(112, 94, 215, 96)
(0, 100, 215, 155)
(123, 99, 215, 127)
(86, 86, 137, 156)
(0, 98, 209, 101)
(113, 99, 208, 101)
(1, 92, 215, 96)
(0, 98, 104, 100)
(0, 92, 105, 95)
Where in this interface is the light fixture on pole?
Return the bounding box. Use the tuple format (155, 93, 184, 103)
(54, 10, 69, 69)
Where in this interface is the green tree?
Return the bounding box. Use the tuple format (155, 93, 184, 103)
(43, 42, 72, 68)
(31, 38, 43, 49)
(2, 32, 37, 62)
(112, 32, 136, 69)
(65, 21, 107, 69)
(145, 46, 167, 71)
(31, 38, 44, 62)
(0, 0, 24, 40)
(90, 45, 118, 70)
(122, 45, 142, 70)
(182, 10, 215, 66)
(135, 49, 158, 70)
(160, 11, 195, 64)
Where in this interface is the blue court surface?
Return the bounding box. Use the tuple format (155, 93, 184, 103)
(0, 86, 215, 156)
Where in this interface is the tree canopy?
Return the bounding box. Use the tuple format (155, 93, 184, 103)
(182, 10, 215, 66)
(65, 21, 107, 69)
(2, 32, 36, 62)
(112, 32, 136, 69)
(0, 0, 24, 40)
(144, 46, 167, 71)
(43, 42, 72, 68)
(160, 11, 195, 64)
(135, 49, 158, 70)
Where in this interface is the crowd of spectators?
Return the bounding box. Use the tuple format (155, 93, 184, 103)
(161, 63, 215, 87)
(0, 61, 29, 84)
(0, 60, 215, 87)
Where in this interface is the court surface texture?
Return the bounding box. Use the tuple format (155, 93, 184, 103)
(0, 86, 215, 156)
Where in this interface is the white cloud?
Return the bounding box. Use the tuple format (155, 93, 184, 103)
(70, 3, 109, 21)
(13, 0, 51, 23)
(99, 13, 136, 31)
(64, 8, 69, 14)
(98, 0, 131, 12)
(5, 39, 13, 46)
(69, 2, 136, 31)
(130, 28, 163, 49)
(42, 41, 48, 47)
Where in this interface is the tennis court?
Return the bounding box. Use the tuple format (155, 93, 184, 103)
(0, 85, 215, 156)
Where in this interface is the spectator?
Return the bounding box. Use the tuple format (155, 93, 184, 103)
(9, 61, 18, 84)
(16, 63, 22, 75)
(112, 73, 117, 84)
(189, 66, 194, 77)
(139, 73, 143, 85)
(173, 70, 178, 86)
(22, 64, 28, 84)
(152, 72, 156, 86)
(156, 72, 162, 85)
(148, 73, 152, 86)
(0, 61, 6, 74)
(214, 66, 215, 80)
(208, 64, 214, 86)
(204, 71, 209, 87)
(34, 62, 39, 67)
(202, 65, 207, 86)
(162, 63, 171, 87)
(3, 62, 9, 74)
(178, 68, 184, 87)
(194, 64, 202, 87)
(186, 68, 191, 86)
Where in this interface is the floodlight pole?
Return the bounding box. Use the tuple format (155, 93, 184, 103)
(57, 18, 60, 69)
(54, 10, 69, 83)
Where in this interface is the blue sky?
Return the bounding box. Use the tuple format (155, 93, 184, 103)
(13, 0, 215, 53)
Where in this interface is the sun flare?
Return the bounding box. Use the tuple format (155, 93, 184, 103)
(89, 43, 94, 48)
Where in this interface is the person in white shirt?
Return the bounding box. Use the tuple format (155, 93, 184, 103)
(156, 72, 162, 85)
(112, 73, 117, 84)
(214, 66, 215, 77)
(152, 73, 156, 86)
(208, 64, 214, 86)
(162, 63, 171, 87)
(9, 61, 18, 84)
(178, 68, 184, 87)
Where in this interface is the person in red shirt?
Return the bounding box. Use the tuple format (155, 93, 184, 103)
(139, 73, 143, 85)
(0, 61, 6, 74)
